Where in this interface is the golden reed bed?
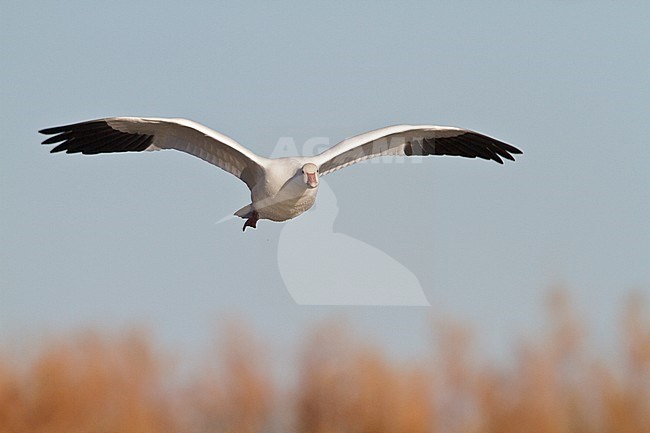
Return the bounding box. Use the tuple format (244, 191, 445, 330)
(1, 291, 648, 433)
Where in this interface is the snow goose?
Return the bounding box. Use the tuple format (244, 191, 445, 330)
(40, 117, 522, 230)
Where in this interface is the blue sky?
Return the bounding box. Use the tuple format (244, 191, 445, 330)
(1, 1, 648, 361)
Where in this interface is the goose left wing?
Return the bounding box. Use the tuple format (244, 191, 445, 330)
(314, 125, 522, 176)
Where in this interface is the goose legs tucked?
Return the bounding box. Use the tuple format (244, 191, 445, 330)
(242, 210, 259, 231)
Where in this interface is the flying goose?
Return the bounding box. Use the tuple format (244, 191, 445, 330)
(39, 117, 522, 230)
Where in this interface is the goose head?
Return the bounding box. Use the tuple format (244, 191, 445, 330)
(301, 163, 319, 188)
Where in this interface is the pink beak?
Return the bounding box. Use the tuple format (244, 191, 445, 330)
(307, 172, 318, 187)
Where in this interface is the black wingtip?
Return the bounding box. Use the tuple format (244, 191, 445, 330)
(503, 142, 523, 155)
(39, 119, 154, 155)
(41, 134, 66, 145)
(50, 143, 68, 153)
(39, 125, 67, 135)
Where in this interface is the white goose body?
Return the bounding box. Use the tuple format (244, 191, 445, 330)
(241, 157, 318, 222)
(40, 117, 522, 230)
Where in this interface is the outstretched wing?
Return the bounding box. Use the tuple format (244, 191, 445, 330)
(40, 117, 268, 189)
(314, 125, 522, 175)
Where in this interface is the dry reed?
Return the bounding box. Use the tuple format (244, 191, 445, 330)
(0, 291, 648, 433)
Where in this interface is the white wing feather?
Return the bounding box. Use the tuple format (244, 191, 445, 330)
(314, 124, 520, 174)
(41, 117, 269, 189)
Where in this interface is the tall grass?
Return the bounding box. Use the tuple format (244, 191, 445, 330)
(1, 291, 648, 433)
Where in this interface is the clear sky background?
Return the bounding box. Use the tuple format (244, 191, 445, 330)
(1, 1, 649, 362)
